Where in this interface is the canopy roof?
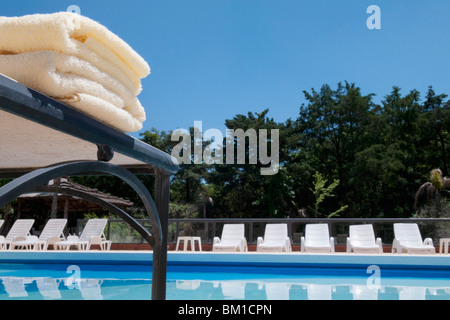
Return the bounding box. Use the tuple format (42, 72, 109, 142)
(16, 178, 133, 213)
(0, 74, 179, 178)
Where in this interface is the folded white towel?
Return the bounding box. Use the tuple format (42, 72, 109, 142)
(0, 12, 150, 94)
(0, 12, 150, 132)
(64, 93, 143, 133)
(0, 51, 145, 132)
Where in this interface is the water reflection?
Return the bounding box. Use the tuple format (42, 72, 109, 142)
(0, 277, 106, 300)
(170, 278, 450, 300)
(0, 276, 450, 300)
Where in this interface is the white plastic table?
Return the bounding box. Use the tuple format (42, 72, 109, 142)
(439, 238, 450, 254)
(176, 236, 202, 252)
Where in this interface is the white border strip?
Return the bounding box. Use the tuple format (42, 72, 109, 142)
(0, 251, 449, 268)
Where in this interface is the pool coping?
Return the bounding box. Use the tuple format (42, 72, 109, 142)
(0, 250, 450, 270)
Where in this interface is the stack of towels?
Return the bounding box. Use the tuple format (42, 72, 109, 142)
(0, 12, 150, 132)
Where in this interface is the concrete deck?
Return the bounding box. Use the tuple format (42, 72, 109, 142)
(0, 250, 449, 272)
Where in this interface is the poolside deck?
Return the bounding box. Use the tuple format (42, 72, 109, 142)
(1, 250, 450, 274)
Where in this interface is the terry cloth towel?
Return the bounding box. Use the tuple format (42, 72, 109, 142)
(0, 51, 145, 132)
(0, 12, 150, 132)
(0, 12, 149, 94)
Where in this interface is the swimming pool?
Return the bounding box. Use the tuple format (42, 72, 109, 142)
(0, 251, 449, 300)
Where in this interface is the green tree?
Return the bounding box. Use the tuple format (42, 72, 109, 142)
(140, 127, 208, 204)
(67, 82, 450, 222)
(415, 168, 450, 212)
(419, 87, 450, 174)
(207, 109, 290, 218)
(376, 87, 424, 217)
(295, 82, 374, 216)
(309, 172, 347, 218)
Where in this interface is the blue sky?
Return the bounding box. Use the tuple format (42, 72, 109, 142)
(2, 1, 450, 137)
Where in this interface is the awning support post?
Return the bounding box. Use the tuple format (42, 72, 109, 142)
(152, 168, 171, 300)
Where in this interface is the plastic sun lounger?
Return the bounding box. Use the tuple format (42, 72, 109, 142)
(0, 219, 35, 250)
(10, 219, 67, 250)
(346, 224, 383, 253)
(301, 223, 335, 253)
(55, 219, 111, 251)
(392, 223, 436, 254)
(257, 223, 292, 252)
(213, 224, 248, 252)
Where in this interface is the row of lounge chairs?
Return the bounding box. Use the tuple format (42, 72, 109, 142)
(0, 219, 437, 254)
(0, 219, 111, 251)
(212, 223, 437, 254)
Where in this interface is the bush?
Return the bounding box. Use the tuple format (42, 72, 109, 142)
(414, 199, 450, 240)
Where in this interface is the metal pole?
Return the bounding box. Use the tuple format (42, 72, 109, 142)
(153, 169, 171, 300)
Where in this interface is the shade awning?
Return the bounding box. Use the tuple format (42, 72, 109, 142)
(16, 178, 134, 213)
(0, 73, 179, 177)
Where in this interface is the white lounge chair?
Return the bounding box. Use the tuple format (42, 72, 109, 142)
(346, 224, 383, 253)
(55, 219, 111, 251)
(257, 223, 292, 252)
(392, 223, 435, 254)
(0, 219, 35, 250)
(213, 224, 247, 252)
(11, 219, 67, 250)
(301, 224, 335, 253)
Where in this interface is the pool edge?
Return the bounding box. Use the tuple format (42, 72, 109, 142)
(0, 251, 449, 270)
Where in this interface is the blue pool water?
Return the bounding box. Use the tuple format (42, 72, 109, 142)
(0, 262, 450, 300)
